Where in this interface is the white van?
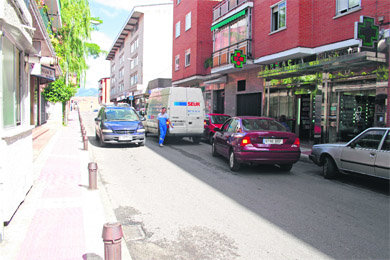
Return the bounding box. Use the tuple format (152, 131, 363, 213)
(144, 87, 205, 143)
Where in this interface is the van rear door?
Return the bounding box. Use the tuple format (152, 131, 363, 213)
(169, 88, 187, 134)
(186, 88, 205, 135)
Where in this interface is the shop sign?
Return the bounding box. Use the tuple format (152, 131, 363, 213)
(258, 47, 357, 78)
(31, 63, 56, 81)
(231, 49, 246, 68)
(355, 16, 379, 48)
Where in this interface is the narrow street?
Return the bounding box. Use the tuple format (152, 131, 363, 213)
(84, 112, 389, 260)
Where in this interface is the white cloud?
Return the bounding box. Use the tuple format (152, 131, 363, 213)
(84, 31, 112, 89)
(91, 0, 172, 11)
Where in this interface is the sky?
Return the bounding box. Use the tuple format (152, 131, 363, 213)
(84, 0, 173, 89)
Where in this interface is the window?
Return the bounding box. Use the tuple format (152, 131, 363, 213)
(222, 119, 232, 132)
(352, 130, 386, 150)
(175, 55, 180, 71)
(130, 56, 138, 69)
(185, 49, 191, 67)
(227, 119, 238, 133)
(271, 1, 286, 32)
(131, 73, 138, 85)
(185, 12, 191, 31)
(336, 0, 360, 15)
(214, 25, 230, 51)
(119, 54, 124, 65)
(381, 132, 390, 151)
(237, 80, 246, 91)
(119, 68, 124, 79)
(177, 0, 181, 4)
(130, 38, 138, 53)
(2, 36, 22, 127)
(230, 18, 247, 44)
(175, 21, 181, 38)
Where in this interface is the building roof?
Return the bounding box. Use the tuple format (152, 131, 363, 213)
(106, 3, 172, 61)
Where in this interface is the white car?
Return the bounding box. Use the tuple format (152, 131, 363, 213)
(309, 127, 390, 179)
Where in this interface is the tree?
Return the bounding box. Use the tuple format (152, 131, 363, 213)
(43, 0, 103, 124)
(42, 77, 77, 124)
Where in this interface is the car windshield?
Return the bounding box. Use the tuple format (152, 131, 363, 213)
(241, 119, 287, 132)
(104, 108, 139, 121)
(210, 115, 230, 124)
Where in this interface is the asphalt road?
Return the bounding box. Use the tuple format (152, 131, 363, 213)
(84, 111, 389, 260)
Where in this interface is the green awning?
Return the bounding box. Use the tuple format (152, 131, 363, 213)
(211, 9, 246, 31)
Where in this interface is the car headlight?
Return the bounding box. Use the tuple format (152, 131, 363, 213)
(102, 129, 113, 133)
(137, 129, 145, 133)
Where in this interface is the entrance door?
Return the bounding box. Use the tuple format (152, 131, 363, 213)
(299, 94, 311, 140)
(214, 90, 224, 114)
(237, 93, 262, 116)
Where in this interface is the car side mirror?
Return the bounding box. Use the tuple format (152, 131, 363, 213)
(204, 120, 209, 126)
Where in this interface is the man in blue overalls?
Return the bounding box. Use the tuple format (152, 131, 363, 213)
(158, 107, 173, 147)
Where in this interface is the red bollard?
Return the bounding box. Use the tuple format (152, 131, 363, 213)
(83, 135, 88, 150)
(88, 162, 97, 189)
(102, 222, 123, 260)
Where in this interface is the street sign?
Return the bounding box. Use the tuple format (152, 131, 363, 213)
(355, 16, 379, 48)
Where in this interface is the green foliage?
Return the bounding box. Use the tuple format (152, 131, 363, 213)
(373, 66, 389, 81)
(204, 57, 213, 69)
(42, 77, 77, 103)
(49, 0, 104, 85)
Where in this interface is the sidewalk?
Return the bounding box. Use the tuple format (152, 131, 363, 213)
(0, 110, 131, 260)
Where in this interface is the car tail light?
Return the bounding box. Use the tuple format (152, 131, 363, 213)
(292, 138, 300, 148)
(240, 136, 251, 147)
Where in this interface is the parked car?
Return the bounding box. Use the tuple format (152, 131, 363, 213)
(310, 127, 390, 179)
(204, 113, 231, 143)
(212, 116, 301, 172)
(95, 103, 146, 147)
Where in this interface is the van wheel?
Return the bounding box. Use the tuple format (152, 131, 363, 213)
(192, 137, 200, 144)
(229, 150, 240, 172)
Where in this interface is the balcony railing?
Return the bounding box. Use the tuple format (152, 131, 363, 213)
(212, 39, 252, 68)
(39, 7, 52, 33)
(213, 0, 252, 22)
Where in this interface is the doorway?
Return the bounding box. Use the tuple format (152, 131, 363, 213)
(237, 93, 262, 116)
(214, 90, 225, 114)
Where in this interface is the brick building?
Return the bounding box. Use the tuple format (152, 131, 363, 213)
(174, 0, 389, 143)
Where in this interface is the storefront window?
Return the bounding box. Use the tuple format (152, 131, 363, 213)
(2, 36, 21, 127)
(338, 90, 376, 141)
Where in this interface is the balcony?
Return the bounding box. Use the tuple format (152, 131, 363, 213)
(212, 39, 252, 69)
(213, 0, 252, 22)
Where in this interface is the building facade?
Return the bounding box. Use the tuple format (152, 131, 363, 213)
(0, 0, 60, 241)
(252, 0, 389, 143)
(196, 0, 389, 143)
(98, 77, 111, 104)
(106, 3, 173, 111)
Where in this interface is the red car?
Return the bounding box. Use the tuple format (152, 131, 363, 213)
(204, 113, 231, 143)
(212, 116, 301, 172)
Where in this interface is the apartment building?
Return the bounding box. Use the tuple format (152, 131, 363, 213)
(0, 0, 61, 241)
(98, 77, 111, 104)
(205, 0, 389, 143)
(107, 3, 173, 110)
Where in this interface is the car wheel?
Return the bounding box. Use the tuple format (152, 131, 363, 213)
(279, 163, 293, 172)
(212, 142, 218, 157)
(323, 156, 338, 179)
(99, 135, 106, 147)
(192, 137, 201, 144)
(209, 134, 214, 144)
(229, 150, 240, 172)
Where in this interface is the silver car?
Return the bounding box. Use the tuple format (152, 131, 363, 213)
(309, 127, 390, 180)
